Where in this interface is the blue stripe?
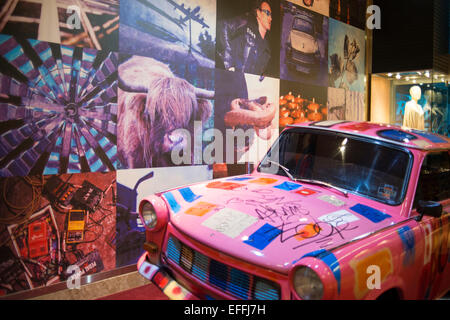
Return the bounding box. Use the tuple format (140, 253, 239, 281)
(254, 280, 279, 300)
(227, 177, 253, 181)
(244, 223, 281, 250)
(273, 181, 302, 191)
(178, 187, 201, 203)
(300, 249, 341, 294)
(163, 192, 181, 213)
(191, 252, 208, 282)
(5, 46, 22, 61)
(412, 131, 448, 143)
(166, 237, 181, 263)
(350, 204, 392, 223)
(209, 260, 228, 291)
(229, 268, 250, 299)
(397, 226, 415, 266)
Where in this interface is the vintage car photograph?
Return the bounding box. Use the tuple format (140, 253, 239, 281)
(136, 120, 450, 300)
(281, 1, 328, 87)
(285, 13, 320, 74)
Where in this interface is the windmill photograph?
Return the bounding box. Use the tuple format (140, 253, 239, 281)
(0, 35, 119, 177)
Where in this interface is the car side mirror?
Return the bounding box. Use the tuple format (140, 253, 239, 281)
(417, 200, 442, 220)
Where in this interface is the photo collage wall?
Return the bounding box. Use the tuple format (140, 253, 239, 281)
(0, 0, 367, 296)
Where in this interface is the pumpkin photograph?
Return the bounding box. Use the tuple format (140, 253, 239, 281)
(279, 80, 327, 129)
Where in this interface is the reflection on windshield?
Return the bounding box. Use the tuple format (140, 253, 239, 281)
(258, 129, 411, 205)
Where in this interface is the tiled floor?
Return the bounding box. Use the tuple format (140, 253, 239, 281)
(97, 283, 168, 300)
(30, 271, 163, 300)
(7, 268, 450, 300)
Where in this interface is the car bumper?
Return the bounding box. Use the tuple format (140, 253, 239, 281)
(137, 251, 199, 300)
(286, 48, 318, 73)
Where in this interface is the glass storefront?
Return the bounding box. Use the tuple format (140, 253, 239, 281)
(371, 70, 449, 137)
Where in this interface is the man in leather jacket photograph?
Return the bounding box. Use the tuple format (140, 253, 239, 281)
(216, 0, 275, 78)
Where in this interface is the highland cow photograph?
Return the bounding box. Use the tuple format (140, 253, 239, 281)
(116, 54, 214, 169)
(117, 0, 216, 169)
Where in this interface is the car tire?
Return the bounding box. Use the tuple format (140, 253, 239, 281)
(376, 289, 401, 300)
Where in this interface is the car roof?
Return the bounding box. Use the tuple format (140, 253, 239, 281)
(286, 120, 450, 151)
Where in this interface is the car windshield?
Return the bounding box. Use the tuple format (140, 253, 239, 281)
(293, 16, 313, 34)
(258, 128, 412, 205)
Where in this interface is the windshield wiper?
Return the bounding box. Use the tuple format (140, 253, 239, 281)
(265, 160, 296, 181)
(264, 160, 348, 197)
(295, 178, 349, 197)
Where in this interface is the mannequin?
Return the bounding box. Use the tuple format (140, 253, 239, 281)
(403, 85, 424, 130)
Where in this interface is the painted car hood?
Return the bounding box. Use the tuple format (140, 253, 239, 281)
(290, 30, 317, 54)
(162, 174, 404, 274)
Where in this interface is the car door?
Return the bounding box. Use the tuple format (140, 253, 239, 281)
(412, 150, 450, 299)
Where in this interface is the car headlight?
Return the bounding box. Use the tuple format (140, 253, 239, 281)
(293, 266, 324, 300)
(141, 202, 157, 229)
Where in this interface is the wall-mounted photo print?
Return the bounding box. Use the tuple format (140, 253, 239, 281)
(0, 172, 116, 295)
(120, 0, 216, 70)
(116, 166, 212, 267)
(214, 69, 278, 166)
(330, 0, 366, 30)
(279, 80, 327, 129)
(0, 35, 118, 177)
(118, 1, 216, 169)
(280, 2, 328, 86)
(286, 0, 329, 17)
(327, 87, 365, 121)
(328, 18, 365, 93)
(238, 73, 279, 164)
(215, 0, 280, 79)
(117, 54, 214, 169)
(0, 0, 119, 51)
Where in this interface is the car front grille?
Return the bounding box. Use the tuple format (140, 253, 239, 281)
(291, 50, 315, 64)
(165, 235, 280, 300)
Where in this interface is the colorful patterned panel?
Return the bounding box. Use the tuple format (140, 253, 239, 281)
(0, 36, 118, 177)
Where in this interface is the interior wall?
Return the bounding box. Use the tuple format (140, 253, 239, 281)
(370, 75, 391, 124)
(0, 0, 368, 297)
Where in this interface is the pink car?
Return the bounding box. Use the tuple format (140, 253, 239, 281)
(137, 120, 450, 300)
